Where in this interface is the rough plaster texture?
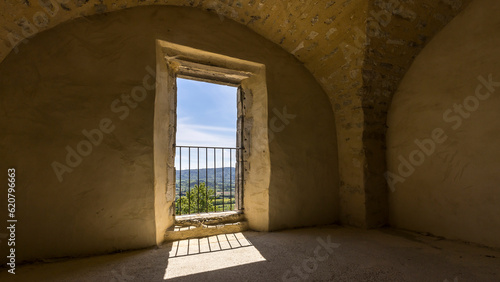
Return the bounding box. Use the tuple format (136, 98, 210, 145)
(360, 0, 473, 228)
(155, 40, 272, 233)
(0, 0, 470, 229)
(164, 222, 248, 241)
(1, 226, 499, 281)
(0, 6, 338, 263)
(387, 0, 500, 248)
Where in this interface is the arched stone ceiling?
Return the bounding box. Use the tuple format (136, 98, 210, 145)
(0, 0, 471, 227)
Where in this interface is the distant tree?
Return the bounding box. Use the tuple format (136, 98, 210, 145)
(177, 182, 216, 214)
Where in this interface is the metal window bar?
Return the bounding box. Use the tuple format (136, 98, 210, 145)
(206, 148, 208, 213)
(188, 148, 191, 214)
(178, 147, 182, 215)
(222, 148, 225, 211)
(230, 149, 232, 210)
(175, 145, 242, 216)
(197, 147, 200, 212)
(213, 148, 216, 213)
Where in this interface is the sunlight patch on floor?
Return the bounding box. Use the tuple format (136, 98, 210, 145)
(163, 233, 266, 280)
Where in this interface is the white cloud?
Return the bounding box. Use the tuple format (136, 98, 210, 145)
(176, 121, 236, 147)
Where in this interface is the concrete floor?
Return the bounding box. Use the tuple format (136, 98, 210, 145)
(1, 226, 499, 281)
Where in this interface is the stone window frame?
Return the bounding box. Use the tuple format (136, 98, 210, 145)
(152, 40, 271, 244)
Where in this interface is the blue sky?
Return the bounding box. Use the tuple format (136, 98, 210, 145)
(176, 78, 237, 169)
(176, 78, 237, 147)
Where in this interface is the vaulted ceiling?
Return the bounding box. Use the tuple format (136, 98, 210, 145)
(0, 0, 471, 227)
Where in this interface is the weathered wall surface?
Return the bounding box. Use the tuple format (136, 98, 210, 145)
(0, 0, 469, 229)
(0, 6, 339, 262)
(267, 55, 339, 230)
(362, 0, 473, 228)
(387, 0, 500, 248)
